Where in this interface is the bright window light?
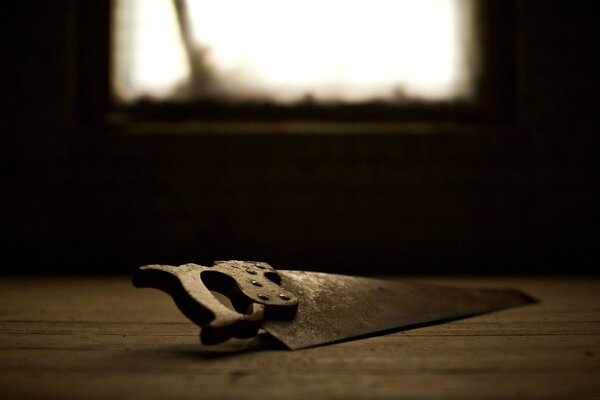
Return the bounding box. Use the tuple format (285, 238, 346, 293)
(113, 0, 476, 104)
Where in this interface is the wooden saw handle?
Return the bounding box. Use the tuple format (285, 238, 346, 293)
(132, 261, 298, 344)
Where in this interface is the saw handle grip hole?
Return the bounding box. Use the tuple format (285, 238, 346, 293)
(200, 270, 255, 315)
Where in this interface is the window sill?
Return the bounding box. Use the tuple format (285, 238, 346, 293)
(107, 120, 513, 137)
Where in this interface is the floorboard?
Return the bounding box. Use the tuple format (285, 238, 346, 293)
(1, 276, 599, 399)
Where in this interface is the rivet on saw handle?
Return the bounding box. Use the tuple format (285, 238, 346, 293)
(132, 261, 299, 344)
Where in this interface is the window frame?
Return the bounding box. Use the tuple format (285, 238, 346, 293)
(77, 0, 516, 127)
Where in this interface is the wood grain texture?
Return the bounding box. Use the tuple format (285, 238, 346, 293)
(0, 276, 599, 399)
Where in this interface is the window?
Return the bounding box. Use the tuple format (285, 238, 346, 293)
(77, 1, 514, 123)
(113, 0, 477, 105)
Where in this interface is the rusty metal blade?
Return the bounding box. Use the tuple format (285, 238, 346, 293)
(263, 271, 535, 350)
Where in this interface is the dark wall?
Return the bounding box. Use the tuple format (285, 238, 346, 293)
(2, 2, 598, 274)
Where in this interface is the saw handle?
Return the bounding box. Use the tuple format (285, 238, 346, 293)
(132, 261, 298, 344)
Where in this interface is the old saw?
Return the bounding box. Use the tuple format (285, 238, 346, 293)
(133, 260, 534, 350)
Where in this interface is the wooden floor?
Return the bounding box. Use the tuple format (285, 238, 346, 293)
(1, 275, 599, 399)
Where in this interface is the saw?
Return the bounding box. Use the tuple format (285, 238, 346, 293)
(133, 260, 534, 350)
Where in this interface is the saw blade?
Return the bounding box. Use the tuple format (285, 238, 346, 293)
(263, 271, 535, 349)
